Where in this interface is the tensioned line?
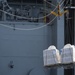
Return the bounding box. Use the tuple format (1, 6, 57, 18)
(0, 0, 67, 31)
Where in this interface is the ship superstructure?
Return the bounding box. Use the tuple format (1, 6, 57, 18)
(0, 0, 75, 75)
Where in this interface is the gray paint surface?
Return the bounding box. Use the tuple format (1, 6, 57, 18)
(0, 0, 65, 74)
(0, 22, 52, 75)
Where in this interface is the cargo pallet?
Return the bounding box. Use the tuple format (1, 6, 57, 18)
(44, 62, 75, 69)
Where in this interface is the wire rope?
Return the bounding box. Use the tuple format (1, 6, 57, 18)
(0, 0, 66, 31)
(44, 0, 56, 7)
(0, 0, 63, 20)
(0, 16, 57, 31)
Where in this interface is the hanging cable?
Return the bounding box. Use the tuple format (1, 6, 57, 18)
(0, 0, 67, 31)
(0, 16, 57, 31)
(44, 0, 56, 7)
(64, 0, 74, 44)
(0, 6, 55, 20)
(64, 0, 69, 6)
(0, 0, 64, 20)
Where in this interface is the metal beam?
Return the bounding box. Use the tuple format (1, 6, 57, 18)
(65, 6, 75, 9)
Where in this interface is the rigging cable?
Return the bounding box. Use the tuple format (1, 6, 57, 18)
(0, 0, 63, 20)
(44, 0, 56, 7)
(0, 0, 66, 31)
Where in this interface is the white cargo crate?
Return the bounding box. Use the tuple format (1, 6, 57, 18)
(43, 45, 61, 66)
(61, 44, 75, 64)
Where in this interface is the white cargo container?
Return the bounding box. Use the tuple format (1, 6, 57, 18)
(61, 44, 75, 64)
(43, 45, 61, 66)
